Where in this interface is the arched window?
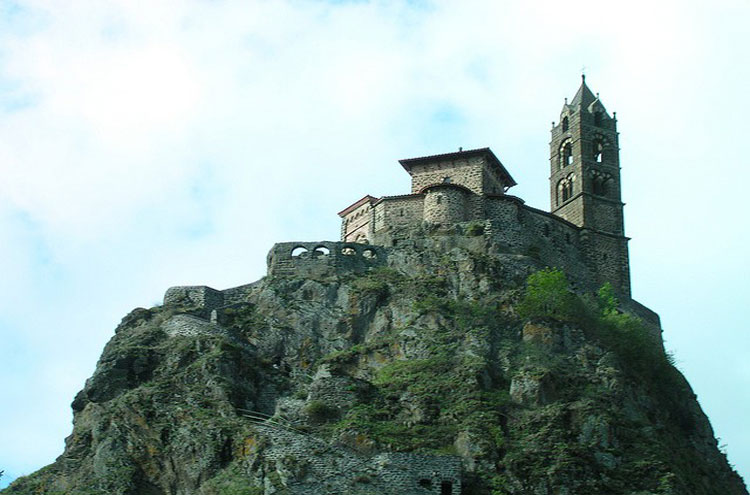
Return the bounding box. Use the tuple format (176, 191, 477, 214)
(557, 175, 575, 205)
(560, 141, 573, 168)
(563, 175, 574, 201)
(593, 140, 604, 163)
(562, 116, 569, 132)
(591, 170, 612, 197)
(594, 111, 603, 126)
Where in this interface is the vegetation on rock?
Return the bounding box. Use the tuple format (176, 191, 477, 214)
(2, 236, 746, 495)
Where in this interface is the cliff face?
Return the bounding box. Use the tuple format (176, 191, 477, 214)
(4, 228, 747, 495)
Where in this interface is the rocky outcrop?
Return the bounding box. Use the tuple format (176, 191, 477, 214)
(3, 229, 747, 495)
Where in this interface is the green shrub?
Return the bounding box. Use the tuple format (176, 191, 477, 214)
(305, 400, 338, 422)
(465, 222, 485, 236)
(517, 268, 583, 322)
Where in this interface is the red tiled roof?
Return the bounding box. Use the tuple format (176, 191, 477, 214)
(337, 195, 379, 217)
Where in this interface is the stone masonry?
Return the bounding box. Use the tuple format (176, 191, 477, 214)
(338, 77, 632, 298)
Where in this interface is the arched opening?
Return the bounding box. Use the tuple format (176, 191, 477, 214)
(341, 247, 356, 256)
(313, 245, 330, 256)
(559, 174, 574, 203)
(441, 481, 453, 495)
(560, 141, 573, 168)
(355, 232, 369, 244)
(562, 116, 569, 132)
(362, 248, 376, 259)
(418, 479, 432, 489)
(592, 171, 611, 196)
(565, 175, 574, 200)
(291, 246, 308, 257)
(593, 138, 606, 163)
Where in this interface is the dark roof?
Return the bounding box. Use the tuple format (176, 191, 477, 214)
(418, 182, 473, 194)
(337, 195, 379, 217)
(570, 75, 597, 109)
(398, 147, 517, 188)
(374, 193, 423, 204)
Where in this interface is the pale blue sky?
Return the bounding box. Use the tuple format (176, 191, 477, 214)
(1, 0, 748, 489)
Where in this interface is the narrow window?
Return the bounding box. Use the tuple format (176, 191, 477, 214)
(593, 140, 604, 163)
(436, 195, 443, 205)
(594, 111, 603, 126)
(562, 116, 569, 132)
(561, 176, 574, 202)
(561, 142, 573, 168)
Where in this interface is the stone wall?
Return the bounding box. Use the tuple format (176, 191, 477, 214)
(374, 195, 424, 233)
(163, 286, 224, 312)
(342, 201, 375, 243)
(267, 241, 386, 279)
(424, 186, 467, 225)
(255, 422, 462, 495)
(484, 195, 604, 293)
(409, 156, 486, 195)
(586, 196, 624, 236)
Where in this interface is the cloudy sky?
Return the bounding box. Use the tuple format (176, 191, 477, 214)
(1, 0, 748, 488)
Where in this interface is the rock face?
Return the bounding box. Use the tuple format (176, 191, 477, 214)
(4, 228, 747, 495)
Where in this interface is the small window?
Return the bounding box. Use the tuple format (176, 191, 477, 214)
(441, 481, 453, 495)
(342, 247, 356, 255)
(562, 116, 569, 132)
(362, 249, 376, 259)
(442, 176, 452, 183)
(436, 195, 443, 204)
(418, 479, 432, 489)
(543, 224, 550, 237)
(594, 111, 603, 126)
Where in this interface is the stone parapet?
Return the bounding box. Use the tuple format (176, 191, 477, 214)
(267, 241, 386, 279)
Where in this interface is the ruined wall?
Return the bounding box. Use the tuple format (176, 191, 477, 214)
(267, 241, 386, 279)
(163, 286, 224, 312)
(256, 423, 462, 495)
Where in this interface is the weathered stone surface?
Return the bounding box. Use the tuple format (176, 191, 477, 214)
(3, 233, 746, 495)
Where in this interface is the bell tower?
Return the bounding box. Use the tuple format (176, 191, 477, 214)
(550, 76, 631, 296)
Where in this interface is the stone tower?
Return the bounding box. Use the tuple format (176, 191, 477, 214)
(550, 76, 631, 296)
